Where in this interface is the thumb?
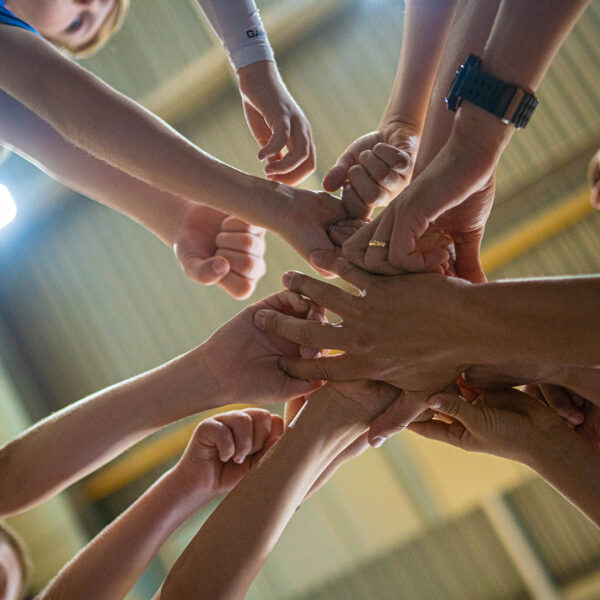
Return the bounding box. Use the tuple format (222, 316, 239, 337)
(428, 392, 482, 431)
(258, 118, 290, 160)
(323, 152, 355, 192)
(182, 255, 230, 285)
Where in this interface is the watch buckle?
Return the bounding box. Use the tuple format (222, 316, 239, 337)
(501, 89, 526, 126)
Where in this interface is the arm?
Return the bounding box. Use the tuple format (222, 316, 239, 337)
(37, 410, 283, 600)
(160, 381, 399, 600)
(0, 290, 322, 517)
(193, 0, 316, 184)
(0, 28, 335, 266)
(324, 0, 458, 218)
(0, 91, 266, 298)
(409, 388, 600, 528)
(343, 0, 591, 277)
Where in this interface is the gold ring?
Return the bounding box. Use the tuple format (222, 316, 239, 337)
(368, 240, 388, 248)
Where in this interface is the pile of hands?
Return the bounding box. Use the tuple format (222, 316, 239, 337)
(169, 99, 600, 491)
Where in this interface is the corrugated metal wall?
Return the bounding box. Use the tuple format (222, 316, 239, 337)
(1, 0, 600, 598)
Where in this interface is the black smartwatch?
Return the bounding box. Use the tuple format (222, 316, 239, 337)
(445, 54, 539, 129)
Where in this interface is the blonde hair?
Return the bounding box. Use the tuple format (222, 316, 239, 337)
(64, 0, 130, 58)
(0, 521, 30, 599)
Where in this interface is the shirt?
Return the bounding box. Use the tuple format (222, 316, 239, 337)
(0, 0, 37, 34)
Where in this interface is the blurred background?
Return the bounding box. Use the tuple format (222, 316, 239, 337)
(1, 0, 600, 598)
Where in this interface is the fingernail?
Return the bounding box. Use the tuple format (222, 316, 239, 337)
(428, 396, 442, 410)
(212, 260, 229, 275)
(277, 357, 288, 372)
(372, 437, 387, 448)
(254, 310, 266, 329)
(234, 456, 244, 464)
(282, 271, 294, 287)
(568, 413, 584, 426)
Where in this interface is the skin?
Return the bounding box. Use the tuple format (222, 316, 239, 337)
(237, 61, 316, 186)
(0, 290, 323, 518)
(324, 0, 459, 219)
(342, 0, 591, 279)
(0, 23, 351, 278)
(253, 251, 600, 445)
(409, 387, 600, 528)
(6, 0, 115, 47)
(36, 409, 284, 600)
(0, 89, 266, 299)
(588, 150, 600, 210)
(0, 540, 22, 600)
(159, 381, 400, 600)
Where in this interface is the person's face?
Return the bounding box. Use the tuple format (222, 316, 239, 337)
(6, 0, 115, 48)
(0, 540, 23, 600)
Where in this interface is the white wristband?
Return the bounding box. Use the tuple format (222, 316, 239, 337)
(197, 0, 275, 71)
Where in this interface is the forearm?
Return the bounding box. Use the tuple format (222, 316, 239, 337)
(419, 0, 590, 173)
(0, 91, 187, 246)
(461, 277, 600, 368)
(196, 0, 274, 71)
(0, 29, 287, 230)
(525, 432, 600, 528)
(0, 345, 220, 517)
(414, 0, 501, 175)
(160, 403, 363, 600)
(380, 0, 458, 133)
(37, 469, 208, 600)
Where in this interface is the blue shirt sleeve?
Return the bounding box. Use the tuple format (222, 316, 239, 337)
(0, 2, 38, 35)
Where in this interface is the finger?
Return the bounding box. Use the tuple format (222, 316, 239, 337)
(538, 383, 584, 426)
(347, 164, 388, 206)
(270, 414, 284, 439)
(265, 120, 311, 175)
(341, 219, 380, 269)
(258, 117, 290, 160)
(323, 151, 356, 192)
(301, 303, 327, 358)
(309, 251, 374, 290)
(218, 271, 259, 300)
(280, 354, 359, 382)
(407, 420, 455, 445)
(453, 235, 487, 283)
(220, 217, 265, 237)
(244, 408, 273, 454)
(215, 248, 266, 280)
(254, 309, 347, 350)
(216, 232, 266, 257)
(358, 150, 403, 195)
(341, 183, 372, 220)
(363, 213, 394, 273)
(266, 137, 316, 185)
(281, 270, 357, 316)
(182, 255, 230, 285)
(372, 143, 411, 176)
(218, 411, 254, 464)
(200, 420, 235, 462)
(329, 224, 363, 247)
(427, 392, 483, 430)
(368, 391, 430, 447)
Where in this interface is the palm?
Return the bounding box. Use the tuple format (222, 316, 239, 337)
(203, 292, 320, 405)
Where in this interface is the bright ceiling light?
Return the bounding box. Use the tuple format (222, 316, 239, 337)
(0, 184, 16, 229)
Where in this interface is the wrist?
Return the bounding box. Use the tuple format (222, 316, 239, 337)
(159, 468, 214, 513)
(448, 102, 513, 167)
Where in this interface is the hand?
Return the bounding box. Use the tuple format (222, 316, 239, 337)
(253, 252, 469, 393)
(201, 289, 326, 406)
(465, 365, 600, 425)
(173, 202, 266, 299)
(322, 121, 420, 219)
(237, 61, 316, 186)
(588, 150, 600, 210)
(342, 124, 498, 281)
(408, 387, 572, 465)
(174, 409, 283, 498)
(274, 188, 363, 277)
